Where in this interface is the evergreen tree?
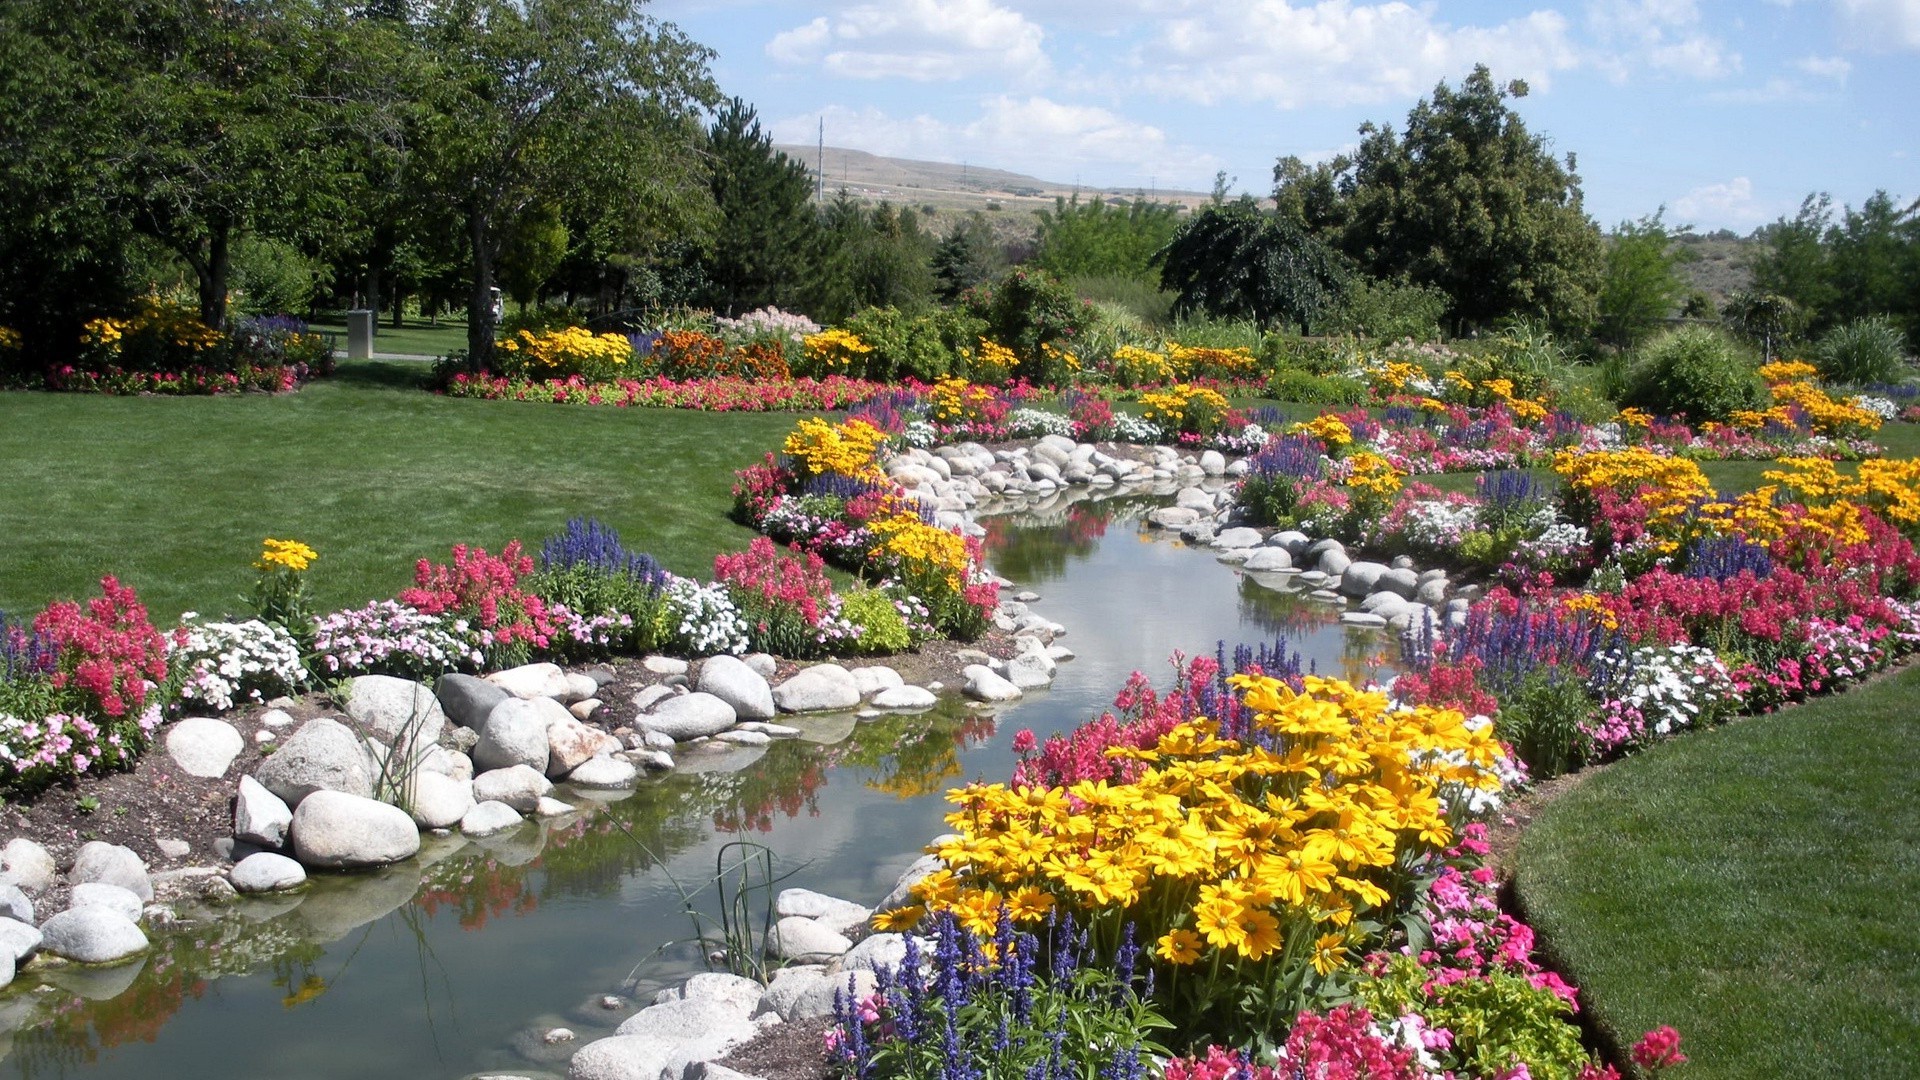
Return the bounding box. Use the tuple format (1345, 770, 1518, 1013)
(698, 98, 820, 316)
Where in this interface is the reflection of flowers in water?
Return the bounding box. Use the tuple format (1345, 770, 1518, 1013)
(416, 855, 540, 930)
(851, 712, 999, 800)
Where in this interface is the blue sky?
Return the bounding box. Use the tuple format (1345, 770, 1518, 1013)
(649, 0, 1919, 233)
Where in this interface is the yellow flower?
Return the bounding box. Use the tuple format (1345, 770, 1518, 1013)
(1155, 928, 1204, 965)
(257, 538, 317, 573)
(1311, 932, 1349, 975)
(1235, 907, 1283, 961)
(871, 905, 925, 932)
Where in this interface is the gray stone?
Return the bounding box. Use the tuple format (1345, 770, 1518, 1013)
(156, 837, 191, 860)
(630, 684, 678, 713)
(38, 906, 147, 964)
(486, 662, 570, 700)
(258, 708, 296, 729)
(712, 730, 770, 747)
(1376, 567, 1419, 599)
(344, 675, 447, 745)
(772, 665, 862, 713)
(230, 852, 306, 893)
(567, 1035, 679, 1080)
(644, 693, 738, 741)
(548, 715, 617, 779)
(617, 996, 758, 1041)
(696, 655, 776, 721)
(690, 1064, 765, 1080)
(1318, 548, 1353, 577)
(563, 673, 599, 704)
(1146, 506, 1200, 528)
(870, 685, 938, 710)
(253, 717, 377, 807)
(743, 653, 777, 678)
(461, 801, 524, 837)
(472, 765, 553, 812)
(1274, 530, 1313, 555)
(771, 916, 851, 961)
(642, 655, 689, 676)
(1215, 548, 1251, 565)
(1004, 653, 1054, 690)
(1243, 547, 1293, 572)
(569, 698, 604, 722)
(535, 796, 575, 817)
(642, 729, 677, 751)
(405, 770, 474, 829)
(785, 969, 876, 1020)
(842, 932, 910, 974)
(233, 775, 293, 849)
(673, 971, 765, 1017)
(631, 750, 674, 772)
(1340, 612, 1388, 628)
(1180, 522, 1218, 544)
(1, 838, 54, 892)
(0, 885, 28, 927)
(0, 917, 41, 963)
(876, 853, 944, 913)
(567, 756, 639, 790)
(962, 665, 1022, 703)
(1175, 486, 1215, 511)
(1307, 538, 1346, 560)
(476, 698, 552, 774)
(419, 745, 474, 782)
(436, 672, 511, 728)
(290, 790, 421, 869)
(1199, 450, 1228, 475)
(1416, 578, 1450, 606)
(69, 882, 142, 922)
(1339, 561, 1390, 598)
(70, 842, 152, 901)
(164, 717, 244, 778)
(736, 722, 801, 738)
(776, 888, 869, 928)
(848, 665, 904, 697)
(1390, 554, 1415, 569)
(1213, 527, 1264, 549)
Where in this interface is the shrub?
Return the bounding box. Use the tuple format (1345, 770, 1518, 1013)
(657, 576, 750, 656)
(959, 267, 1092, 377)
(1493, 669, 1592, 779)
(839, 307, 969, 382)
(1314, 275, 1449, 341)
(493, 327, 634, 382)
(1621, 325, 1764, 422)
(837, 587, 916, 653)
(714, 538, 854, 659)
(529, 518, 670, 655)
(399, 542, 555, 669)
(1265, 367, 1370, 406)
(1813, 316, 1910, 386)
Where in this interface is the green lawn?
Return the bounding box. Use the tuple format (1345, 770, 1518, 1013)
(1514, 666, 1920, 1079)
(0, 362, 794, 622)
(305, 312, 471, 357)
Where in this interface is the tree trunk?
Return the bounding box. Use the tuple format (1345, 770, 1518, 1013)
(390, 286, 405, 329)
(365, 265, 382, 338)
(467, 209, 495, 369)
(197, 220, 232, 330)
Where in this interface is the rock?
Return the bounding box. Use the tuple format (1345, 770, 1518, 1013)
(567, 756, 639, 790)
(689, 1063, 764, 1080)
(461, 801, 524, 837)
(567, 1035, 679, 1080)
(253, 718, 377, 808)
(1174, 486, 1215, 511)
(696, 655, 776, 721)
(842, 932, 910, 974)
(1, 839, 55, 892)
(536, 796, 575, 817)
(1318, 548, 1352, 577)
(712, 730, 770, 747)
(69, 882, 143, 922)
(870, 685, 937, 710)
(156, 837, 190, 860)
(405, 771, 475, 829)
(771, 916, 852, 962)
(772, 665, 862, 713)
(1340, 612, 1388, 628)
(486, 663, 571, 700)
(547, 715, 616, 778)
(563, 672, 599, 704)
(1243, 547, 1293, 572)
(1274, 530, 1313, 555)
(0, 885, 29, 926)
(419, 745, 475, 782)
(163, 717, 244, 779)
(0, 918, 41, 963)
(643, 693, 738, 741)
(654, 971, 766, 1017)
(234, 775, 294, 849)
(784, 969, 876, 1021)
(70, 842, 152, 901)
(876, 852, 945, 913)
(289, 790, 422, 869)
(1339, 561, 1390, 598)
(642, 655, 689, 676)
(38, 906, 147, 964)
(435, 672, 511, 729)
(738, 653, 776, 678)
(1416, 578, 1449, 605)
(1004, 653, 1054, 690)
(569, 698, 604, 722)
(736, 722, 801, 738)
(1179, 522, 1217, 545)
(230, 852, 306, 893)
(1390, 554, 1415, 569)
(472, 765, 554, 812)
(1146, 506, 1199, 528)
(1376, 567, 1419, 599)
(475, 698, 553, 773)
(776, 888, 870, 932)
(613, 998, 757, 1058)
(848, 665, 904, 697)
(1360, 592, 1414, 619)
(1213, 527, 1264, 549)
(630, 685, 678, 713)
(962, 665, 1022, 702)
(345, 675, 447, 745)
(631, 750, 674, 772)
(546, 1027, 578, 1045)
(642, 729, 677, 751)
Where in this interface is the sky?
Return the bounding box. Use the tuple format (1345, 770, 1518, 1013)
(647, 0, 1920, 234)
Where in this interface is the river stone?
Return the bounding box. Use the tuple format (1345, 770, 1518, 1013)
(71, 842, 152, 901)
(870, 685, 937, 710)
(643, 693, 738, 741)
(230, 852, 306, 893)
(548, 715, 616, 779)
(1, 839, 55, 893)
(69, 882, 142, 922)
(290, 790, 421, 869)
(38, 906, 147, 964)
(642, 655, 688, 675)
(772, 665, 862, 713)
(1273, 530, 1312, 555)
(164, 717, 244, 779)
(254, 718, 376, 808)
(1376, 567, 1419, 599)
(1213, 527, 1264, 549)
(1361, 591, 1414, 618)
(461, 801, 523, 837)
(630, 685, 678, 714)
(741, 653, 777, 678)
(0, 918, 41, 963)
(848, 665, 904, 697)
(736, 722, 801, 737)
(1318, 548, 1352, 577)
(842, 933, 910, 974)
(1340, 612, 1388, 628)
(672, 972, 765, 1017)
(567, 1034, 679, 1080)
(472, 765, 553, 811)
(962, 665, 1022, 703)
(0, 885, 29, 926)
(567, 756, 638, 789)
(344, 675, 447, 745)
(419, 745, 475, 782)
(487, 663, 570, 700)
(712, 730, 770, 747)
(1243, 547, 1293, 572)
(232, 775, 293, 850)
(1339, 561, 1390, 598)
(776, 888, 870, 928)
(1180, 522, 1218, 545)
(1417, 577, 1450, 605)
(788, 969, 876, 1020)
(406, 770, 474, 829)
(476, 698, 552, 773)
(771, 916, 851, 962)
(617, 997, 758, 1043)
(434, 672, 510, 729)
(1174, 486, 1214, 511)
(1146, 506, 1199, 528)
(1004, 653, 1054, 690)
(696, 655, 776, 721)
(1198, 449, 1227, 475)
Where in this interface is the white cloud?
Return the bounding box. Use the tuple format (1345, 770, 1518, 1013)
(1793, 54, 1853, 78)
(766, 0, 1049, 81)
(1671, 177, 1776, 230)
(1584, 0, 1741, 79)
(1836, 0, 1920, 50)
(1705, 75, 1833, 103)
(769, 96, 1221, 188)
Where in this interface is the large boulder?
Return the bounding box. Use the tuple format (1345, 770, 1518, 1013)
(848, 666, 904, 698)
(566, 756, 638, 790)
(486, 662, 571, 700)
(460, 800, 524, 837)
(289, 790, 421, 869)
(344, 675, 447, 745)
(0, 884, 30, 926)
(962, 665, 1022, 703)
(69, 882, 143, 922)
(642, 693, 738, 741)
(547, 715, 617, 779)
(164, 717, 245, 779)
(471, 765, 552, 812)
(0, 918, 41, 964)
(230, 852, 307, 893)
(695, 655, 776, 721)
(772, 665, 862, 713)
(253, 717, 377, 807)
(475, 698, 552, 773)
(770, 916, 852, 962)
(1004, 653, 1054, 691)
(405, 771, 474, 829)
(37, 907, 147, 964)
(1339, 561, 1390, 598)
(567, 1035, 679, 1080)
(1375, 567, 1419, 599)
(233, 775, 294, 849)
(434, 672, 511, 729)
(70, 842, 152, 901)
(870, 685, 938, 710)
(1243, 547, 1293, 573)
(0, 839, 55, 893)
(1213, 527, 1264, 550)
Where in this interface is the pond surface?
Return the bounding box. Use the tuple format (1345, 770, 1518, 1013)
(0, 491, 1396, 1079)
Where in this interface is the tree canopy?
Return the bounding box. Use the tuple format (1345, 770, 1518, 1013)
(1154, 199, 1347, 330)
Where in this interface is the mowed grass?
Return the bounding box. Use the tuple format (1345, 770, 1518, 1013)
(306, 312, 471, 357)
(1514, 665, 1920, 1079)
(0, 363, 794, 622)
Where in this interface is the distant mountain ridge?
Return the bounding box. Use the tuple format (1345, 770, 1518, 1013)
(770, 144, 1210, 211)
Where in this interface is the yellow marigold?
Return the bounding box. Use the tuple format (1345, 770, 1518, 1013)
(1342, 451, 1402, 500)
(1615, 407, 1654, 429)
(1559, 592, 1619, 631)
(1289, 414, 1354, 448)
(257, 538, 317, 573)
(969, 339, 1019, 383)
(0, 327, 22, 351)
(1758, 359, 1819, 384)
(781, 417, 887, 480)
(801, 328, 873, 371)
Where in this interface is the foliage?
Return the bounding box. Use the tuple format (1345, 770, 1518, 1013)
(657, 574, 749, 656)
(174, 617, 308, 713)
(1154, 200, 1347, 330)
(1812, 315, 1910, 386)
(311, 600, 482, 679)
(1620, 325, 1764, 422)
(494, 326, 634, 382)
(841, 306, 981, 383)
(931, 212, 1005, 302)
(809, 197, 939, 324)
(399, 541, 555, 669)
(959, 267, 1093, 380)
(529, 517, 669, 656)
(1596, 212, 1691, 349)
(713, 538, 854, 659)
(698, 99, 820, 316)
(1265, 369, 1371, 406)
(1033, 194, 1184, 282)
(1314, 275, 1450, 341)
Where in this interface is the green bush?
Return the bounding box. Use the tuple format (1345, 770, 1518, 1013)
(1264, 367, 1369, 406)
(1313, 275, 1449, 341)
(839, 587, 915, 653)
(1495, 671, 1592, 780)
(1621, 325, 1764, 422)
(1070, 274, 1176, 326)
(841, 306, 972, 383)
(231, 236, 322, 317)
(1813, 316, 1911, 386)
(1266, 334, 1365, 376)
(1163, 314, 1266, 352)
(959, 267, 1092, 371)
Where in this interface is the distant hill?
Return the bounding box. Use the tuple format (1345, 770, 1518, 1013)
(771, 144, 1211, 216)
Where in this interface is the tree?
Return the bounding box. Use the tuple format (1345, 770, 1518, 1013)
(1031, 195, 1182, 282)
(1721, 290, 1804, 364)
(1750, 194, 1837, 333)
(1596, 211, 1692, 348)
(931, 212, 1003, 301)
(1153, 199, 1347, 329)
(1273, 66, 1604, 333)
(1826, 191, 1917, 329)
(697, 99, 821, 317)
(413, 0, 718, 363)
(807, 195, 937, 323)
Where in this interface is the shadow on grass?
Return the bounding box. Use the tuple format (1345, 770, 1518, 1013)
(327, 360, 436, 393)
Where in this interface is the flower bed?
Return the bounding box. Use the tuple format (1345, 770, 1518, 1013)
(6, 303, 335, 395)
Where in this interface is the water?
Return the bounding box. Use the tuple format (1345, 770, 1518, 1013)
(0, 494, 1395, 1078)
